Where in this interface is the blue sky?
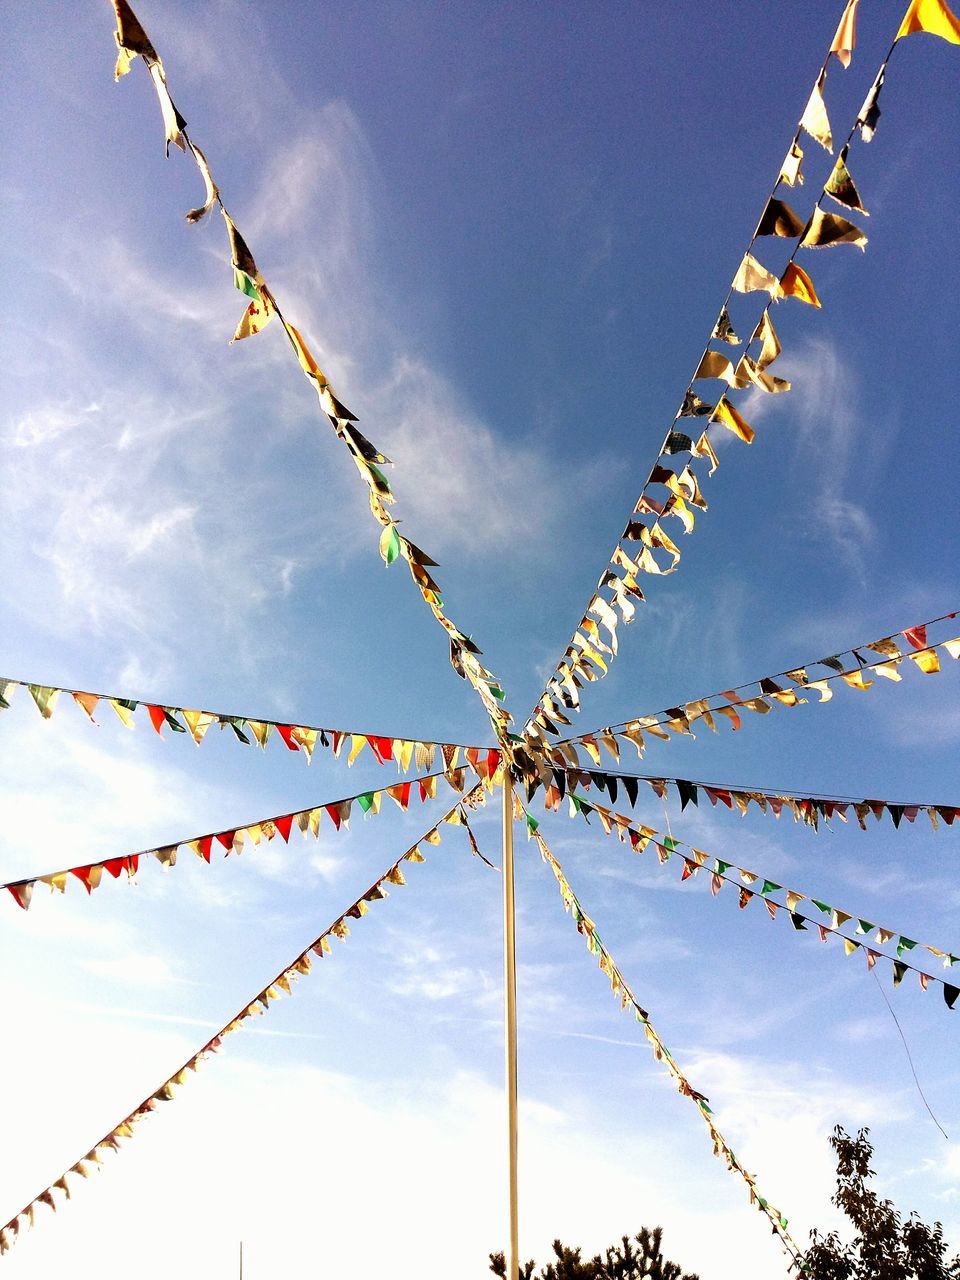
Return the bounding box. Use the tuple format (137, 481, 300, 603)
(1, 1, 959, 1276)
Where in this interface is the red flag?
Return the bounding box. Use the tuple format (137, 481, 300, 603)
(274, 814, 294, 843)
(276, 725, 301, 752)
(903, 625, 927, 650)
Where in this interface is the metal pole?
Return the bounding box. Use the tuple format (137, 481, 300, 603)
(239, 1241, 243, 1280)
(502, 770, 520, 1280)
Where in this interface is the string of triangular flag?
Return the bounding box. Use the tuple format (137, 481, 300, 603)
(0, 783, 486, 1256)
(553, 790, 959, 1009)
(541, 766, 959, 833)
(522, 0, 960, 752)
(546, 613, 959, 769)
(0, 674, 494, 772)
(528, 821, 802, 1266)
(2, 766, 479, 912)
(107, 0, 514, 752)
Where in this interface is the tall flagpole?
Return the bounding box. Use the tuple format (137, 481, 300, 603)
(502, 769, 520, 1280)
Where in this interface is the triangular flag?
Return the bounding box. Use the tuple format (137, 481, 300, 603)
(830, 0, 861, 66)
(732, 253, 782, 297)
(801, 208, 868, 251)
(896, 0, 960, 42)
(756, 197, 806, 238)
(779, 261, 821, 307)
(779, 140, 804, 188)
(231, 294, 273, 342)
(711, 397, 754, 444)
(825, 146, 868, 214)
(800, 72, 833, 152)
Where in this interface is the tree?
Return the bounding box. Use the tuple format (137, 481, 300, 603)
(489, 1227, 699, 1280)
(804, 1127, 960, 1280)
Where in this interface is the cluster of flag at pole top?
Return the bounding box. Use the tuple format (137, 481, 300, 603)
(3, 0, 959, 1269)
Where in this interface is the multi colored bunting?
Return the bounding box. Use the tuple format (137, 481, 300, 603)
(2, 767, 479, 912)
(0, 675, 497, 776)
(549, 613, 959, 769)
(108, 0, 515, 752)
(554, 792, 959, 1011)
(519, 1, 936, 752)
(543, 766, 959, 834)
(530, 825, 801, 1265)
(0, 786, 487, 1257)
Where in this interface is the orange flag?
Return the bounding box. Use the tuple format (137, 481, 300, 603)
(896, 0, 960, 42)
(779, 261, 821, 307)
(830, 0, 861, 66)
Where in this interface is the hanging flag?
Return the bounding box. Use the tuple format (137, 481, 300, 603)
(751, 312, 782, 369)
(896, 0, 960, 42)
(732, 253, 782, 297)
(712, 308, 740, 344)
(801, 208, 868, 250)
(185, 141, 219, 223)
(231, 294, 273, 342)
(824, 146, 868, 214)
(694, 351, 738, 385)
(779, 261, 821, 307)
(857, 68, 886, 142)
(830, 0, 862, 66)
(710, 398, 754, 445)
(799, 72, 833, 152)
(779, 141, 804, 188)
(756, 197, 806, 238)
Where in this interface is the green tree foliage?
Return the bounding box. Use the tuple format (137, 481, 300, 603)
(489, 1226, 698, 1280)
(803, 1127, 960, 1280)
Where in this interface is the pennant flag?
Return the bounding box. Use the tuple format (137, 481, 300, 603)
(799, 72, 833, 152)
(231, 294, 273, 342)
(825, 146, 868, 214)
(752, 312, 782, 369)
(857, 68, 886, 143)
(779, 261, 821, 307)
(896, 0, 960, 42)
(830, 0, 861, 66)
(694, 351, 738, 385)
(779, 141, 804, 188)
(711, 397, 754, 445)
(732, 253, 782, 297)
(185, 141, 219, 223)
(680, 389, 715, 417)
(756, 197, 806, 238)
(712, 308, 740, 344)
(801, 208, 868, 251)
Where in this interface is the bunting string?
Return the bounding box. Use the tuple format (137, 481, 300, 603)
(0, 674, 493, 772)
(547, 614, 959, 769)
(545, 767, 960, 833)
(107, 0, 514, 752)
(522, 0, 959, 751)
(1, 766, 481, 912)
(554, 791, 959, 1009)
(528, 822, 802, 1266)
(0, 783, 487, 1256)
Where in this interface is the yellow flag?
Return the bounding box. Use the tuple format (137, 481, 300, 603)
(780, 261, 821, 307)
(283, 322, 328, 385)
(109, 699, 136, 729)
(692, 431, 719, 475)
(830, 0, 861, 66)
(910, 648, 941, 674)
(232, 294, 273, 342)
(801, 208, 868, 251)
(693, 350, 737, 385)
(752, 312, 781, 369)
(799, 72, 833, 152)
(711, 397, 754, 444)
(897, 0, 960, 42)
